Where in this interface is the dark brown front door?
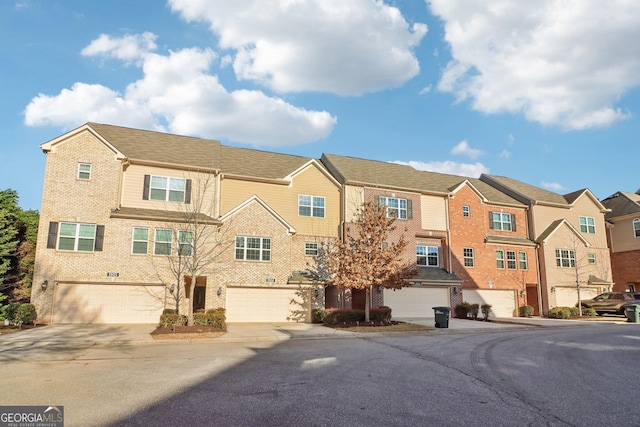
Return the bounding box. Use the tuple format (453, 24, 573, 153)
(526, 284, 540, 316)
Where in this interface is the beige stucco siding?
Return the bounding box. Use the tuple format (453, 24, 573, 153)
(220, 165, 340, 237)
(421, 195, 447, 231)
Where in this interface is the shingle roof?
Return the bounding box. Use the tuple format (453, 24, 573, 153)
(601, 191, 640, 220)
(481, 174, 569, 206)
(88, 123, 221, 170)
(321, 153, 523, 205)
(410, 268, 462, 284)
(221, 145, 312, 180)
(110, 207, 221, 225)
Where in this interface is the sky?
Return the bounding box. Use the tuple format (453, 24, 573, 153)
(2, 0, 640, 211)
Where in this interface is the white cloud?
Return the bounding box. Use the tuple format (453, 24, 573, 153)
(419, 85, 432, 95)
(429, 0, 640, 130)
(169, 0, 427, 95)
(498, 149, 511, 159)
(81, 32, 158, 63)
(450, 140, 482, 159)
(542, 181, 564, 192)
(393, 160, 489, 177)
(25, 34, 336, 146)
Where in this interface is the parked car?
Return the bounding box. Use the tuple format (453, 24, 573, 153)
(578, 292, 640, 315)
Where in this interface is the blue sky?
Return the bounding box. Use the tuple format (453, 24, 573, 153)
(2, 0, 639, 211)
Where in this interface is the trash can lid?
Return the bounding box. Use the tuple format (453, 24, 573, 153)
(432, 306, 451, 310)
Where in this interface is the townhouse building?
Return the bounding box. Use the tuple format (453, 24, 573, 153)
(31, 123, 340, 324)
(481, 175, 613, 314)
(600, 190, 640, 292)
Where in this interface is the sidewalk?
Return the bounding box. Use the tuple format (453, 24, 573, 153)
(0, 315, 632, 348)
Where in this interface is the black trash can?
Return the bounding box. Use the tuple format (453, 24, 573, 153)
(433, 306, 451, 328)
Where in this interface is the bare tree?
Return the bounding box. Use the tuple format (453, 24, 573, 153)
(156, 172, 234, 326)
(325, 201, 417, 322)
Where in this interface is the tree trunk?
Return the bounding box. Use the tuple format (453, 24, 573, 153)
(365, 286, 371, 323)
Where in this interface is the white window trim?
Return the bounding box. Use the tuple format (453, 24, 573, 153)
(77, 163, 91, 180)
(58, 222, 96, 252)
(518, 251, 528, 270)
(417, 245, 439, 267)
(588, 253, 596, 264)
(178, 230, 193, 256)
(305, 242, 319, 256)
(150, 176, 186, 202)
(496, 250, 505, 269)
(555, 249, 576, 268)
(132, 227, 149, 255)
(506, 250, 517, 270)
(379, 196, 408, 220)
(154, 228, 173, 256)
(235, 236, 272, 261)
(463, 247, 475, 268)
(491, 212, 512, 231)
(634, 218, 640, 238)
(462, 205, 470, 217)
(579, 216, 596, 234)
(298, 195, 325, 218)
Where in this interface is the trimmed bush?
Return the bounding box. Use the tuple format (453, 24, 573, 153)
(454, 302, 472, 318)
(194, 308, 226, 329)
(519, 305, 534, 317)
(4, 304, 19, 323)
(159, 311, 187, 328)
(547, 307, 571, 319)
(581, 307, 597, 317)
(318, 307, 391, 324)
(481, 304, 492, 320)
(469, 303, 480, 319)
(370, 306, 392, 323)
(16, 303, 37, 326)
(311, 309, 324, 324)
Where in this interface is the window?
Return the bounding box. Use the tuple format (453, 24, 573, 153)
(507, 250, 517, 269)
(555, 249, 576, 268)
(379, 196, 408, 220)
(235, 236, 271, 261)
(132, 227, 149, 254)
(298, 195, 325, 218)
(305, 242, 319, 256)
(78, 163, 91, 180)
(490, 212, 513, 231)
(463, 247, 474, 267)
(178, 231, 193, 256)
(588, 253, 596, 264)
(417, 245, 438, 266)
(579, 216, 595, 234)
(58, 222, 97, 251)
(634, 219, 640, 238)
(154, 229, 173, 255)
(518, 251, 528, 270)
(143, 175, 191, 203)
(496, 250, 505, 269)
(462, 205, 470, 217)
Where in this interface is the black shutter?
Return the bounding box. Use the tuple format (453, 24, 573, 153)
(185, 179, 192, 204)
(143, 175, 150, 200)
(489, 212, 494, 229)
(47, 222, 58, 249)
(407, 199, 413, 219)
(511, 214, 516, 232)
(94, 225, 105, 251)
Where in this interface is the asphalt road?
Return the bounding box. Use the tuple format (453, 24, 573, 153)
(1, 324, 639, 426)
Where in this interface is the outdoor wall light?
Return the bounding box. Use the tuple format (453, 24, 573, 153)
(520, 290, 526, 297)
(217, 286, 222, 296)
(551, 286, 556, 293)
(40, 280, 48, 291)
(452, 286, 459, 294)
(170, 284, 175, 294)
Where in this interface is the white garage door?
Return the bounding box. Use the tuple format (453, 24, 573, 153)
(555, 287, 600, 308)
(384, 287, 449, 318)
(463, 289, 517, 318)
(52, 283, 165, 324)
(226, 287, 306, 322)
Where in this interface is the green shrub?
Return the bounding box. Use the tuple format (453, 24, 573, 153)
(191, 309, 226, 328)
(569, 306, 579, 317)
(321, 309, 364, 324)
(159, 312, 187, 328)
(547, 307, 571, 319)
(469, 303, 480, 319)
(370, 306, 392, 323)
(16, 303, 37, 326)
(519, 305, 534, 317)
(454, 302, 471, 318)
(581, 307, 597, 317)
(311, 309, 324, 323)
(4, 304, 19, 322)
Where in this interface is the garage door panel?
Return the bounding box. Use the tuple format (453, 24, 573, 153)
(556, 287, 600, 308)
(53, 283, 165, 324)
(463, 290, 516, 318)
(226, 287, 305, 322)
(384, 287, 449, 318)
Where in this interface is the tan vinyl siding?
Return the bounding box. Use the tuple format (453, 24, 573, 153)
(421, 194, 447, 231)
(567, 196, 608, 249)
(344, 185, 365, 222)
(121, 165, 216, 214)
(609, 217, 640, 252)
(532, 205, 571, 238)
(220, 164, 340, 237)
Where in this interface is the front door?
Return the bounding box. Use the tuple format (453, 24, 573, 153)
(526, 284, 540, 316)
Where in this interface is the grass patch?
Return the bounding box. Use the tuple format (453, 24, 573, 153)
(332, 322, 433, 333)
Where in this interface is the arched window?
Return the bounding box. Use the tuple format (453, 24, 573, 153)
(634, 218, 640, 238)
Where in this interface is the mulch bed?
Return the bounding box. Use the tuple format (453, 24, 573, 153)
(323, 320, 400, 329)
(151, 325, 227, 340)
